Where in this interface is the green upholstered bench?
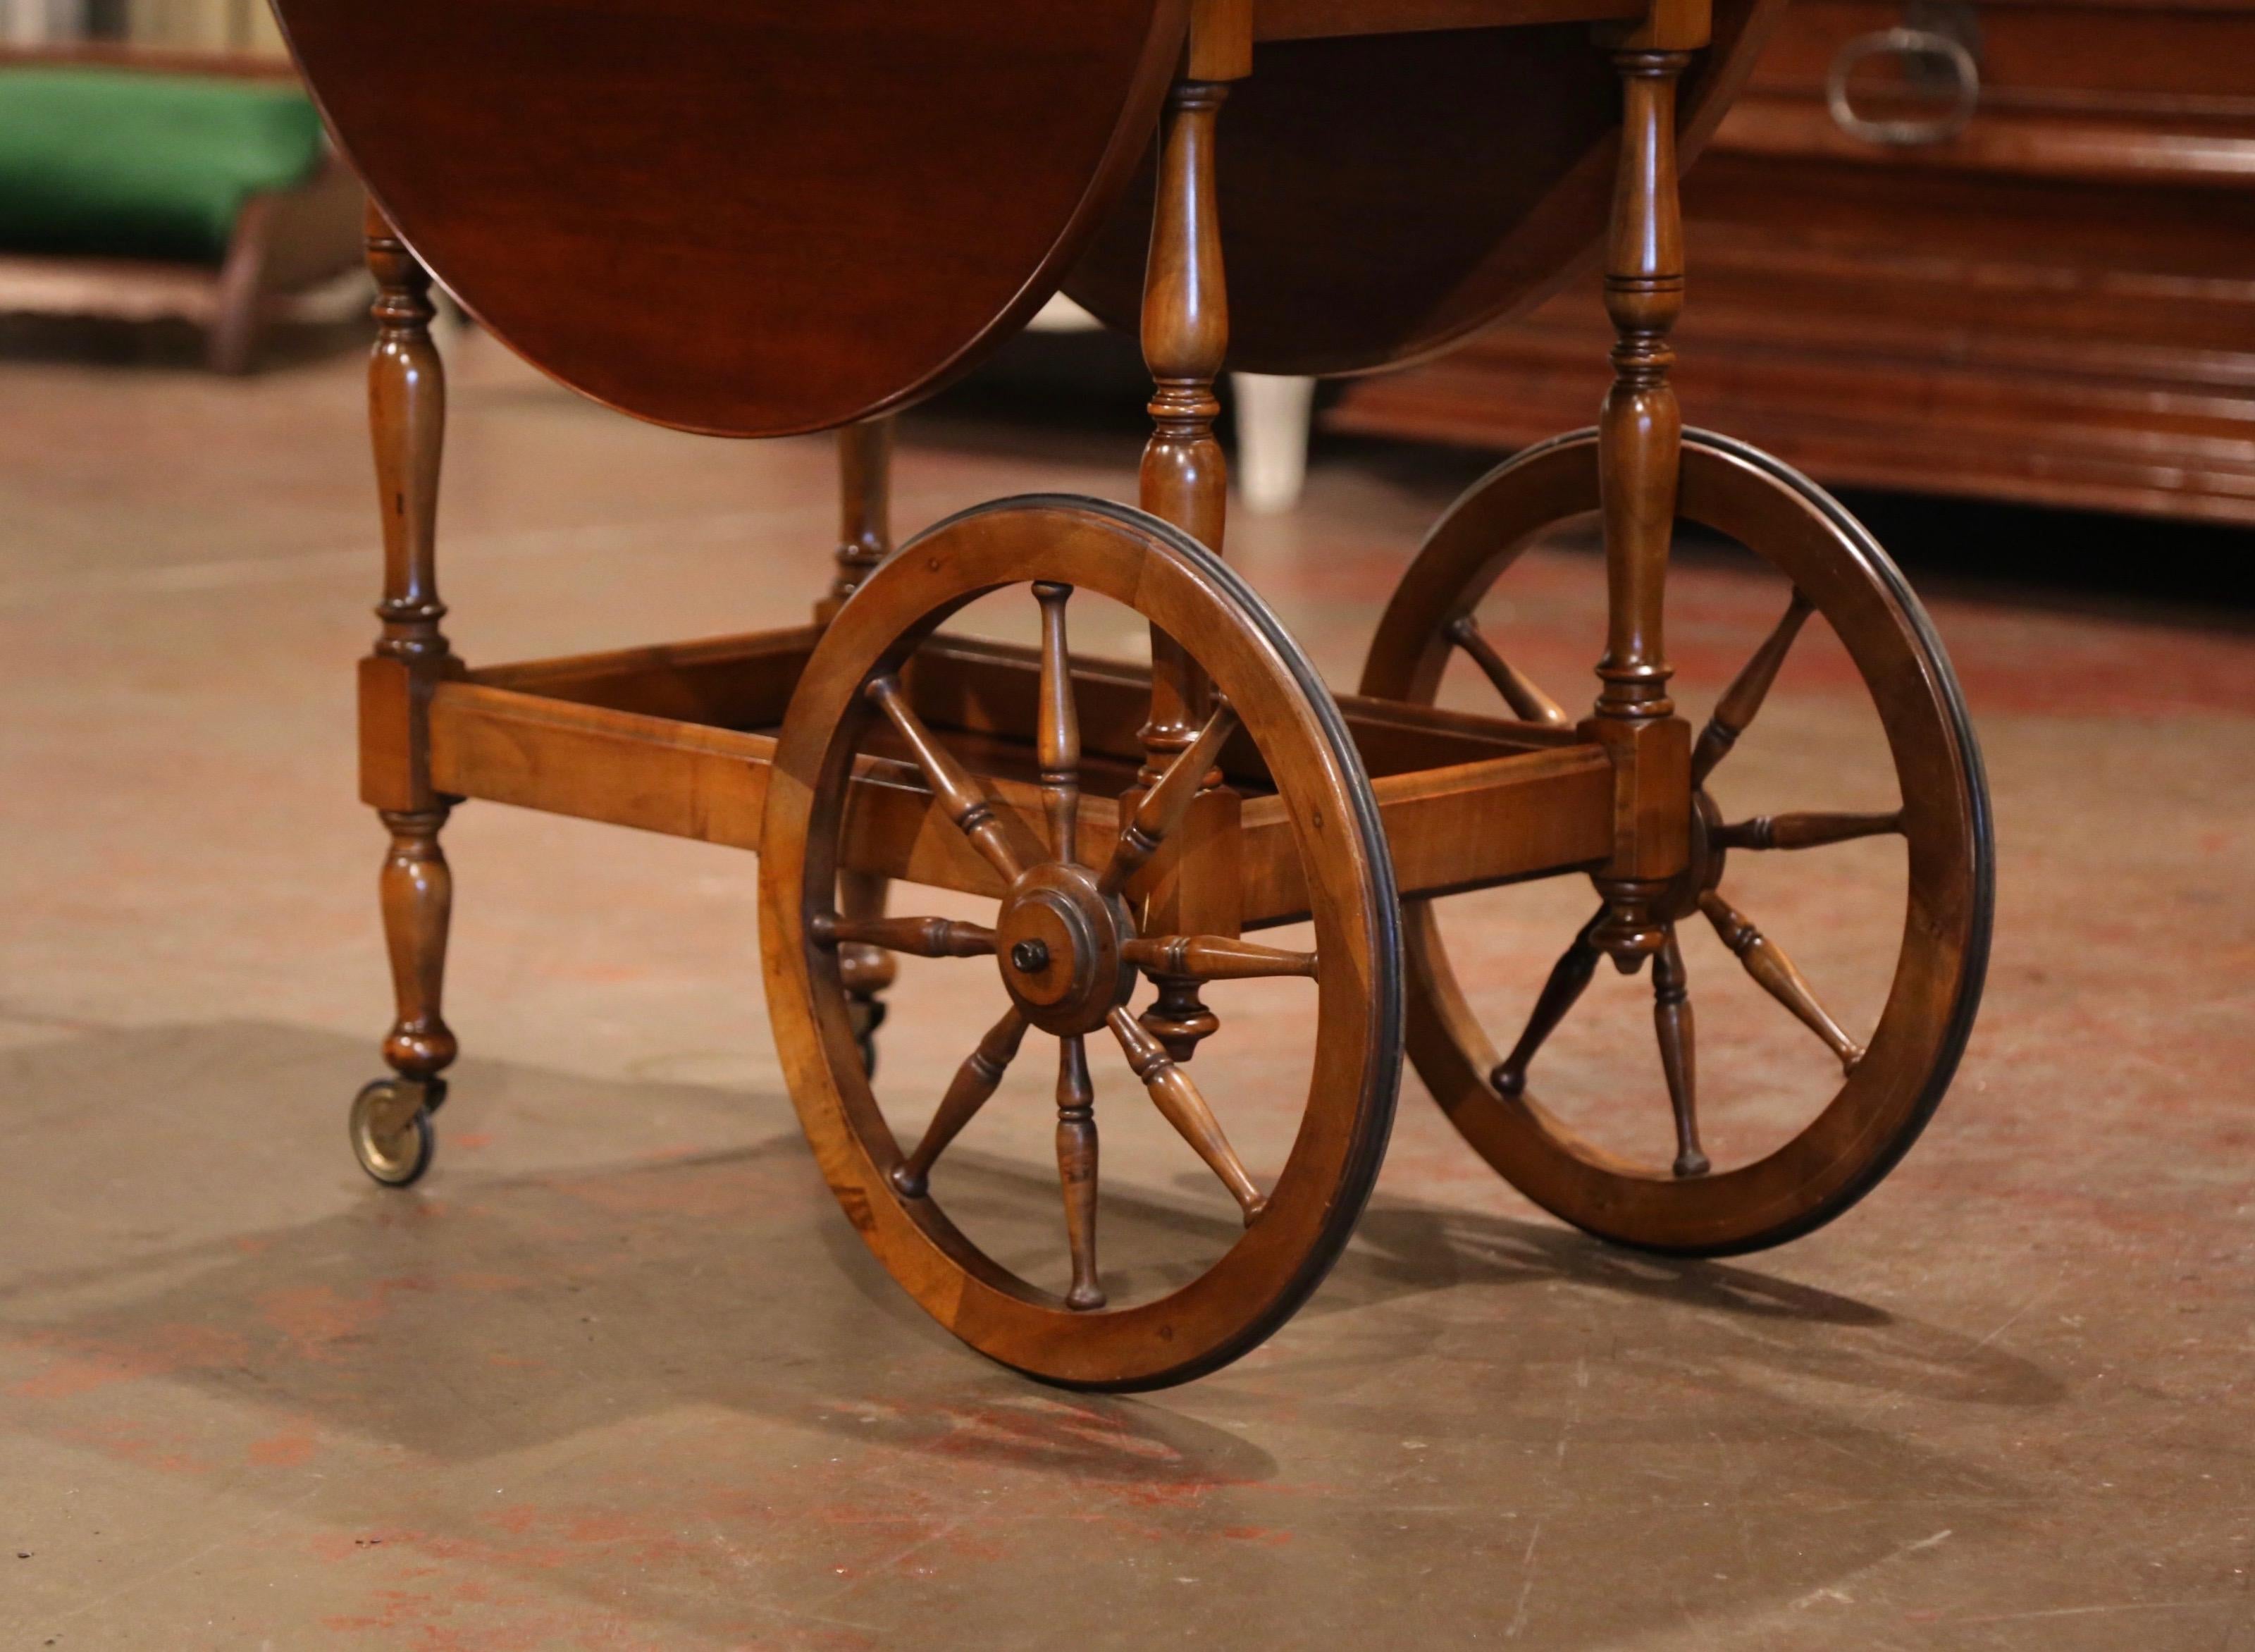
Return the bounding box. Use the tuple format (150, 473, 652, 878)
(0, 54, 364, 371)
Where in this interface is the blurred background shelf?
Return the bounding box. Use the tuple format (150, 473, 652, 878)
(1328, 0, 2255, 526)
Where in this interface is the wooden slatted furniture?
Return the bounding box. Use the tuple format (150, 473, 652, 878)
(276, 0, 1993, 1388)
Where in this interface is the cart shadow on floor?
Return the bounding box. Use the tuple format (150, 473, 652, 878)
(0, 1018, 2070, 1645)
(0, 1019, 2060, 1460)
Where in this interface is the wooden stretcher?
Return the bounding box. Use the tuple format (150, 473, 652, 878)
(275, 0, 1993, 1388)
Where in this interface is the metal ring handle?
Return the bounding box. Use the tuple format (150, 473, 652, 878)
(1826, 27, 1979, 147)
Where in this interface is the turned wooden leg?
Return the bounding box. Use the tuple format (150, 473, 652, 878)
(1587, 47, 1695, 973)
(378, 805, 456, 1085)
(352, 205, 455, 1185)
(817, 416, 894, 623)
(1134, 75, 1239, 1062)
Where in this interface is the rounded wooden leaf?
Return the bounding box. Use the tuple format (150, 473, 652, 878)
(1065, 5, 1780, 377)
(273, 0, 1187, 435)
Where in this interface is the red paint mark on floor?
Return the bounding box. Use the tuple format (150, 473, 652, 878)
(1222, 1524, 1293, 1546)
(444, 1271, 533, 1293)
(247, 1421, 321, 1467)
(53, 1418, 210, 1477)
(10, 1320, 248, 1400)
(259, 1276, 434, 1363)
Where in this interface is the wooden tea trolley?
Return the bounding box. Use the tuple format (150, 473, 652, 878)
(277, 0, 1993, 1388)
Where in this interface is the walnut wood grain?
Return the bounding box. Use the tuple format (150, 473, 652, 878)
(430, 660, 1611, 920)
(1588, 47, 1696, 966)
(1490, 905, 1607, 1099)
(1712, 809, 1903, 851)
(377, 807, 455, 1084)
(1692, 590, 1813, 784)
(891, 1009, 1030, 1199)
(1256, 0, 1641, 35)
(1131, 73, 1237, 1064)
(1054, 1036, 1105, 1310)
(1447, 615, 1574, 728)
(1102, 703, 1239, 897)
(274, 0, 1191, 435)
(867, 674, 1027, 884)
(758, 497, 1400, 1388)
(1108, 1008, 1268, 1223)
(1361, 430, 1991, 1256)
(1651, 928, 1708, 1178)
(819, 419, 894, 623)
(810, 913, 996, 959)
(1123, 935, 1319, 980)
(364, 207, 456, 1092)
(1066, 0, 1781, 376)
(1034, 582, 1083, 865)
(1699, 890, 1865, 1073)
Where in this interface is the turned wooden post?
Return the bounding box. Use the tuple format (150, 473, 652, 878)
(1134, 62, 1242, 1062)
(818, 417, 899, 1038)
(362, 204, 457, 1090)
(1586, 46, 1695, 970)
(817, 416, 895, 623)
(378, 806, 455, 1081)
(1137, 75, 1230, 780)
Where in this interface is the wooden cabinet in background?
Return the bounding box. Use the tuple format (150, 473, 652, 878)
(1328, 0, 2255, 525)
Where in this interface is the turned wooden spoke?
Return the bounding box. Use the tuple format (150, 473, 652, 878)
(1124, 935, 1318, 981)
(1106, 1006, 1267, 1223)
(1447, 615, 1572, 729)
(810, 912, 995, 958)
(1033, 581, 1082, 865)
(866, 673, 1025, 882)
(1712, 810, 1904, 851)
(1651, 929, 1708, 1178)
(1054, 1035, 1104, 1311)
(1099, 701, 1238, 899)
(1691, 591, 1815, 785)
(891, 1008, 1030, 1197)
(1699, 892, 1866, 1073)
(1491, 905, 1607, 1098)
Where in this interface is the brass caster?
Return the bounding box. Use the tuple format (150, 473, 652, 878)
(350, 1077, 437, 1188)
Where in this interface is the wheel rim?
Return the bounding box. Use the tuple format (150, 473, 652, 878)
(762, 495, 1400, 1388)
(1361, 431, 1991, 1255)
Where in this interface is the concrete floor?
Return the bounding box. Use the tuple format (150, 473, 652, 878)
(4, 330, 2254, 1650)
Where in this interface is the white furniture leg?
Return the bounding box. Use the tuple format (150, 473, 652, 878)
(1231, 371, 1316, 514)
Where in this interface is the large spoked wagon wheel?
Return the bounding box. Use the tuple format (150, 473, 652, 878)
(1361, 431, 1991, 1257)
(762, 495, 1400, 1390)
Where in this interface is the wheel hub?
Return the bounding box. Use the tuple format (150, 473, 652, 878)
(995, 863, 1137, 1035)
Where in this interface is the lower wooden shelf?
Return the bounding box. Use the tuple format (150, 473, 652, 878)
(403, 626, 1614, 927)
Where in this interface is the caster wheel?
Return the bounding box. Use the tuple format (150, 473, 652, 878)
(350, 1077, 438, 1188)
